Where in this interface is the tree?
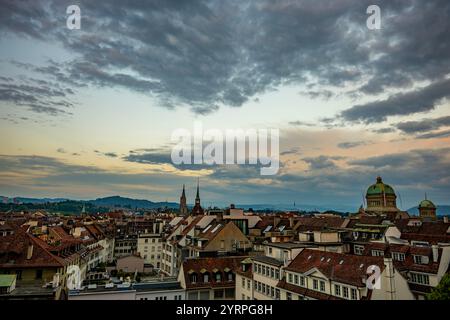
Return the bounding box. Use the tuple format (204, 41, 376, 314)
(427, 273, 450, 300)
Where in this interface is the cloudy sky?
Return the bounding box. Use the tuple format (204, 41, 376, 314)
(1, 0, 450, 209)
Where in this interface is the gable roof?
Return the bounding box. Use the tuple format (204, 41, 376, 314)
(284, 249, 385, 287)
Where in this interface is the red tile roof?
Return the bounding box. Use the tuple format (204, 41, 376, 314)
(182, 256, 247, 289)
(284, 249, 385, 287)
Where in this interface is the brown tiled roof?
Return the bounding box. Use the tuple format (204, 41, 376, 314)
(284, 249, 385, 287)
(357, 243, 441, 274)
(277, 279, 343, 300)
(293, 216, 346, 232)
(0, 228, 65, 268)
(395, 220, 450, 244)
(182, 256, 246, 289)
(180, 216, 203, 237)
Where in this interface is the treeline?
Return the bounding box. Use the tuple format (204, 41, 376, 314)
(0, 200, 110, 215)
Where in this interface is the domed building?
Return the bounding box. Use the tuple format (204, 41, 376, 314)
(418, 197, 437, 221)
(365, 176, 399, 215)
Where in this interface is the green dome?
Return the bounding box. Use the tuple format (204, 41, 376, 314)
(419, 199, 436, 209)
(366, 176, 396, 196)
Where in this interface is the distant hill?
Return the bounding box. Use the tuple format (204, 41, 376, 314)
(236, 203, 357, 213)
(88, 196, 178, 209)
(0, 196, 68, 204)
(407, 205, 450, 216)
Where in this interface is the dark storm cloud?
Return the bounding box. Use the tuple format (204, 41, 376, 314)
(0, 155, 102, 174)
(416, 129, 450, 140)
(2, 149, 450, 207)
(288, 121, 315, 127)
(302, 155, 345, 170)
(395, 115, 450, 134)
(0, 78, 74, 116)
(2, 0, 449, 116)
(371, 128, 396, 134)
(123, 149, 213, 171)
(337, 141, 372, 149)
(340, 78, 450, 123)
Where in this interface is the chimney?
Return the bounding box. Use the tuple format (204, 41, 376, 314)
(289, 216, 294, 228)
(217, 210, 223, 223)
(432, 245, 439, 263)
(383, 257, 396, 300)
(27, 243, 34, 260)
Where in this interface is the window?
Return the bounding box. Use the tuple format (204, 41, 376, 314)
(242, 294, 245, 300)
(36, 269, 43, 280)
(191, 274, 197, 283)
(343, 287, 349, 299)
(372, 250, 384, 257)
(313, 279, 318, 290)
(215, 273, 221, 282)
(392, 252, 405, 261)
(275, 269, 280, 280)
(351, 288, 357, 300)
(319, 281, 325, 292)
(228, 273, 233, 281)
(262, 283, 266, 293)
(247, 279, 251, 290)
(204, 274, 209, 283)
(410, 273, 430, 285)
(270, 268, 275, 278)
(220, 240, 225, 250)
(288, 273, 293, 283)
(287, 292, 292, 300)
(354, 245, 364, 255)
(294, 274, 299, 284)
(242, 278, 245, 288)
(268, 247, 273, 254)
(300, 276, 305, 287)
(413, 255, 424, 265)
(334, 284, 341, 296)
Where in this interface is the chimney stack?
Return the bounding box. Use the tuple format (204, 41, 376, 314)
(432, 245, 439, 263)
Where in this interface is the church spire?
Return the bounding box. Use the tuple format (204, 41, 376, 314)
(179, 184, 188, 216)
(195, 178, 200, 205)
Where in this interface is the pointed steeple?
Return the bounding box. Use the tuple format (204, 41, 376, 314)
(179, 184, 188, 216)
(191, 178, 204, 215)
(195, 178, 200, 205)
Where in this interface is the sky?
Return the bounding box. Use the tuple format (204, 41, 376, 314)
(0, 0, 450, 209)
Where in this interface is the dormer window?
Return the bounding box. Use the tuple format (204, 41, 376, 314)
(413, 255, 428, 265)
(392, 252, 405, 261)
(371, 250, 384, 257)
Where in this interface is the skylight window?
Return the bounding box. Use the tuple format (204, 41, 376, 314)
(278, 225, 286, 232)
(339, 260, 344, 265)
(211, 224, 222, 233)
(203, 224, 213, 233)
(264, 225, 272, 233)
